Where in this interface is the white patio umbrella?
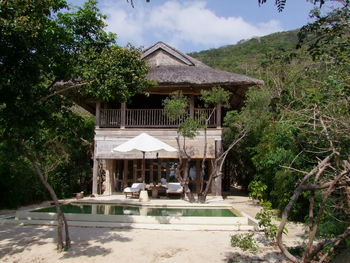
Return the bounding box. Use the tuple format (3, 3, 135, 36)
(111, 133, 177, 182)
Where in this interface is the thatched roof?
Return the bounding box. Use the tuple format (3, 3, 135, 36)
(142, 42, 264, 87)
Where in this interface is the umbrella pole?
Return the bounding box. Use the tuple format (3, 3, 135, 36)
(142, 151, 145, 183)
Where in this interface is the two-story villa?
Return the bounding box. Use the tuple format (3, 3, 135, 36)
(91, 42, 263, 197)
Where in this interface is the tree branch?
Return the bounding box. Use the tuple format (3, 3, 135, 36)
(40, 80, 86, 102)
(276, 154, 334, 263)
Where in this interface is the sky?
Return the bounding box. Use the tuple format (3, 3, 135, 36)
(68, 0, 333, 53)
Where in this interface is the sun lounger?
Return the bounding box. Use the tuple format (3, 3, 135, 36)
(166, 183, 183, 198)
(123, 183, 146, 198)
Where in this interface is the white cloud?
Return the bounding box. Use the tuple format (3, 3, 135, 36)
(102, 1, 283, 52)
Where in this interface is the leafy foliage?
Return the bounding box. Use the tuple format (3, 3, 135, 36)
(76, 45, 150, 102)
(163, 92, 188, 121)
(230, 233, 258, 253)
(200, 86, 231, 108)
(223, 3, 350, 241)
(0, 0, 149, 209)
(258, 0, 326, 12)
(178, 118, 203, 139)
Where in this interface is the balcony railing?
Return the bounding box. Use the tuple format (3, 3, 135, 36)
(99, 108, 217, 128)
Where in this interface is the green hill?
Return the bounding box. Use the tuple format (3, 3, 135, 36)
(190, 30, 299, 78)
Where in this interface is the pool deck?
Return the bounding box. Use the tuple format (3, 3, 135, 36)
(73, 194, 231, 206)
(2, 195, 262, 231)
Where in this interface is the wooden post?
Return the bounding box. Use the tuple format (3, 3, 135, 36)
(216, 103, 222, 128)
(158, 159, 161, 182)
(92, 154, 98, 195)
(121, 102, 126, 129)
(150, 160, 154, 183)
(92, 101, 100, 195)
(103, 159, 115, 195)
(123, 160, 128, 188)
(95, 101, 101, 128)
(112, 160, 116, 193)
(166, 160, 170, 183)
(142, 152, 145, 183)
(133, 160, 137, 183)
(189, 95, 194, 119)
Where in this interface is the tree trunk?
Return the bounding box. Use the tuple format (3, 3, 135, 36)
(28, 155, 71, 251)
(200, 132, 247, 203)
(200, 159, 219, 203)
(276, 155, 332, 263)
(62, 212, 71, 249)
(200, 116, 210, 194)
(346, 186, 350, 210)
(183, 160, 195, 202)
(175, 136, 196, 202)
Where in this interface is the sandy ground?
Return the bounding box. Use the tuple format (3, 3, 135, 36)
(0, 224, 292, 263)
(0, 196, 306, 263)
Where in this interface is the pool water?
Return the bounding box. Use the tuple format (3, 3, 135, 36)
(34, 203, 237, 217)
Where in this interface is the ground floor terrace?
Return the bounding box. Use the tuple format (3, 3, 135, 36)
(94, 158, 218, 196)
(92, 128, 225, 197)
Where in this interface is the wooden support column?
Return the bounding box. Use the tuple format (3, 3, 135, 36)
(166, 161, 170, 183)
(92, 102, 100, 195)
(142, 153, 145, 183)
(124, 160, 128, 188)
(92, 154, 98, 195)
(121, 102, 126, 129)
(216, 103, 222, 128)
(189, 95, 194, 119)
(132, 160, 137, 183)
(95, 101, 101, 128)
(112, 160, 116, 193)
(158, 159, 161, 182)
(103, 159, 115, 196)
(150, 160, 154, 183)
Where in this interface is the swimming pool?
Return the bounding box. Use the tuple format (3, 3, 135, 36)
(16, 202, 250, 226)
(34, 203, 237, 217)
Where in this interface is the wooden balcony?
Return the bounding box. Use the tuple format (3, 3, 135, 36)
(99, 108, 217, 128)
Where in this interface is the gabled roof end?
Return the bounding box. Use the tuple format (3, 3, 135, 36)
(142, 42, 195, 66)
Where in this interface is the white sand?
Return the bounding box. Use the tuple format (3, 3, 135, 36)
(0, 224, 291, 263)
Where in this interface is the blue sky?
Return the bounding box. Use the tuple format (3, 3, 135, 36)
(68, 0, 332, 52)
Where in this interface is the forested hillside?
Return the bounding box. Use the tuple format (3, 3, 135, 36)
(190, 30, 299, 78)
(212, 5, 350, 261)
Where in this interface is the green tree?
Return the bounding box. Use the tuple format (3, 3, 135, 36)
(0, 0, 150, 251)
(258, 0, 327, 12)
(163, 87, 233, 203)
(226, 3, 349, 262)
(163, 92, 199, 202)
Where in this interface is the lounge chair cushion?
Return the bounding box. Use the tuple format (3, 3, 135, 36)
(123, 183, 145, 193)
(166, 183, 183, 193)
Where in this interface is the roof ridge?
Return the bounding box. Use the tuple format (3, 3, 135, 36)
(142, 41, 196, 66)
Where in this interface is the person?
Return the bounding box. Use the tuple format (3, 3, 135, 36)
(189, 165, 196, 192)
(161, 177, 167, 186)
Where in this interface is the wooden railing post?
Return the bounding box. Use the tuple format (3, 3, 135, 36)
(121, 102, 126, 129)
(189, 95, 194, 119)
(216, 103, 222, 128)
